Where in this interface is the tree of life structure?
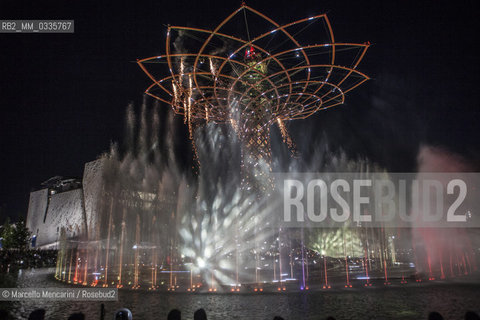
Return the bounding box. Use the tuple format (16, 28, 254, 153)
(138, 4, 370, 194)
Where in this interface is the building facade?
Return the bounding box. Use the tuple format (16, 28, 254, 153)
(26, 159, 104, 249)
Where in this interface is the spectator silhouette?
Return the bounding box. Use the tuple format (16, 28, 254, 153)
(465, 311, 480, 320)
(168, 309, 181, 320)
(28, 309, 45, 320)
(428, 312, 444, 320)
(114, 308, 132, 320)
(194, 308, 207, 320)
(326, 317, 336, 320)
(273, 317, 284, 320)
(67, 313, 85, 320)
(0, 309, 10, 320)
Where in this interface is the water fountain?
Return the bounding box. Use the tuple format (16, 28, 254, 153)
(54, 5, 478, 293)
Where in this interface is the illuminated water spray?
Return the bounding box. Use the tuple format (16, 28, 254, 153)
(136, 4, 369, 289)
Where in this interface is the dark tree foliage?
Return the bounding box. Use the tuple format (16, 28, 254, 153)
(1, 218, 31, 251)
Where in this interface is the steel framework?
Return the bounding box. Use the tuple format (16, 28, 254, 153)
(138, 4, 369, 192)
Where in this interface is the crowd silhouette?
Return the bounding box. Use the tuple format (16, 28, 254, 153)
(0, 307, 479, 319)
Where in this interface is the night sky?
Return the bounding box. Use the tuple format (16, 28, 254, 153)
(0, 0, 478, 222)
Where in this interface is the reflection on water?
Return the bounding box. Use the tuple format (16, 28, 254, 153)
(1, 268, 479, 319)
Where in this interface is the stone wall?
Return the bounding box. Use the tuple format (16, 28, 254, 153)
(82, 159, 105, 240)
(45, 189, 86, 244)
(26, 188, 49, 243)
(26, 187, 88, 248)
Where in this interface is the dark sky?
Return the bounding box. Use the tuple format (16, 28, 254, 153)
(0, 0, 478, 222)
